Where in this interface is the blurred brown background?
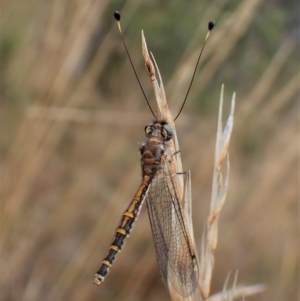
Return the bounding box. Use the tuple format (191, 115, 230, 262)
(1, 0, 299, 301)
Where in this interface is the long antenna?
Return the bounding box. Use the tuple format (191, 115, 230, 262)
(114, 11, 156, 118)
(174, 20, 215, 121)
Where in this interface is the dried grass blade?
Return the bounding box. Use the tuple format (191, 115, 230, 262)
(199, 85, 235, 298)
(207, 284, 266, 301)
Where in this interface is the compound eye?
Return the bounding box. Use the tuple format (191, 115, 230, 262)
(145, 123, 154, 138)
(161, 124, 173, 141)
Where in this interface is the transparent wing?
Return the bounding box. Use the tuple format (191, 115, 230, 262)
(146, 162, 199, 297)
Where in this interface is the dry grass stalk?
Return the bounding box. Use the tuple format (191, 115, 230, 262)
(208, 282, 266, 301)
(142, 27, 198, 301)
(142, 30, 264, 301)
(199, 85, 235, 299)
(142, 31, 235, 300)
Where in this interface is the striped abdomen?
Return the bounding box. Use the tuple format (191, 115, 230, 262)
(93, 175, 153, 285)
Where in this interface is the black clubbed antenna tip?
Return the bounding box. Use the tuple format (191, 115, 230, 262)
(174, 19, 215, 121)
(114, 11, 121, 21)
(112, 9, 156, 118)
(208, 20, 215, 31)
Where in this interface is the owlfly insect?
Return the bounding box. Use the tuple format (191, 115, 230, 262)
(94, 11, 214, 297)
